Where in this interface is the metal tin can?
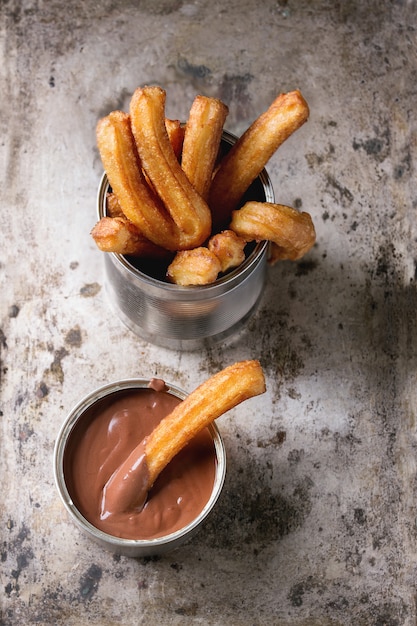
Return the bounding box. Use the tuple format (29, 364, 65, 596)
(96, 130, 275, 350)
(53, 379, 226, 557)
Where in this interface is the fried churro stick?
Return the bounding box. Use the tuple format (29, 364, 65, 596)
(130, 86, 212, 250)
(96, 111, 179, 251)
(91, 216, 170, 258)
(181, 95, 229, 200)
(101, 361, 266, 515)
(208, 229, 246, 273)
(165, 118, 185, 160)
(167, 247, 222, 285)
(230, 201, 316, 261)
(209, 90, 310, 227)
(105, 192, 125, 218)
(268, 242, 290, 265)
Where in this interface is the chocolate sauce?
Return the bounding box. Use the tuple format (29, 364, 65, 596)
(64, 387, 216, 540)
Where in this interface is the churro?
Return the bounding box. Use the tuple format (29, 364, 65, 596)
(96, 111, 179, 251)
(230, 201, 316, 260)
(208, 229, 246, 273)
(181, 95, 228, 200)
(165, 118, 185, 160)
(209, 90, 309, 227)
(105, 192, 124, 218)
(94, 87, 316, 278)
(167, 247, 221, 285)
(91, 216, 170, 258)
(101, 360, 266, 515)
(129, 86, 212, 250)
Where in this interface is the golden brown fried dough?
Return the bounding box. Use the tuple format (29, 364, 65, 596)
(102, 361, 266, 514)
(181, 95, 228, 200)
(96, 111, 179, 251)
(165, 118, 185, 160)
(145, 360, 265, 488)
(167, 247, 222, 285)
(95, 87, 316, 278)
(209, 90, 309, 227)
(208, 229, 246, 273)
(129, 86, 212, 250)
(230, 201, 316, 260)
(105, 192, 124, 218)
(91, 216, 170, 257)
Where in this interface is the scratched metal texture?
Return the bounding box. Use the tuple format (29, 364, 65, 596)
(1, 1, 416, 624)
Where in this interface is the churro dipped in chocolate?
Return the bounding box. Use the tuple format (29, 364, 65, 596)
(101, 360, 266, 518)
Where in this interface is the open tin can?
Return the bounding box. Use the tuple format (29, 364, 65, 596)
(97, 130, 274, 350)
(53, 379, 226, 557)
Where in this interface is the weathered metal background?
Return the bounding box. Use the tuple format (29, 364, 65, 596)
(1, 1, 416, 624)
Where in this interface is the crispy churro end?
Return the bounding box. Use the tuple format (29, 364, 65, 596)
(235, 359, 266, 396)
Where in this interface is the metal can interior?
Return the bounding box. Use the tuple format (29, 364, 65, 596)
(96, 130, 275, 350)
(53, 379, 226, 557)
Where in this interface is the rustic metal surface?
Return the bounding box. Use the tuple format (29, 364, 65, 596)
(1, 1, 416, 624)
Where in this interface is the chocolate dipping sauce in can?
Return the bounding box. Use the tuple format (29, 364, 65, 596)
(53, 378, 226, 557)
